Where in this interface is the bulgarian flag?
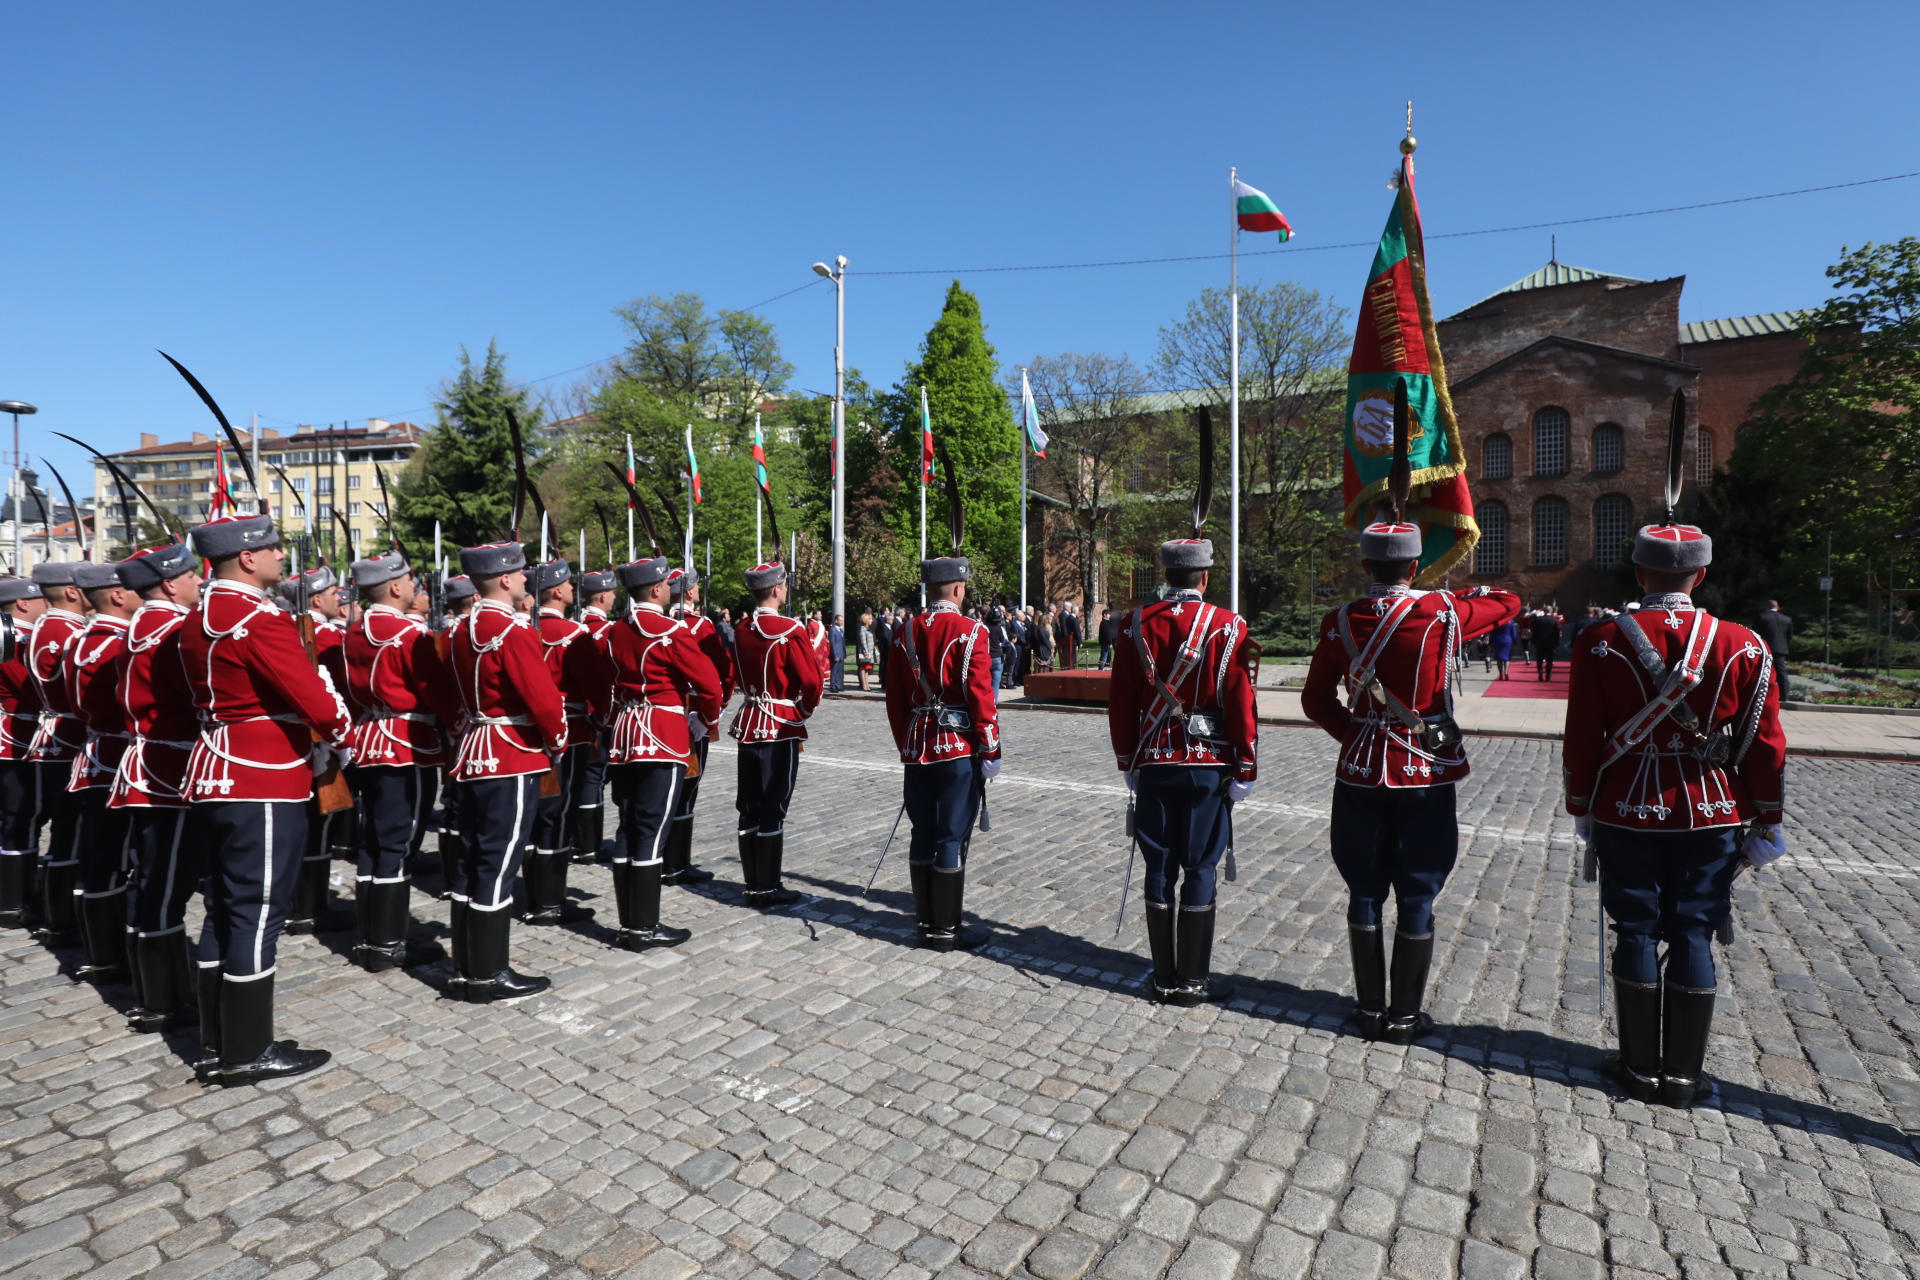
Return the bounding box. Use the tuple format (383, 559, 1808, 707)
(919, 386, 935, 484)
(624, 435, 637, 509)
(684, 425, 702, 503)
(1234, 178, 1293, 240)
(1020, 368, 1048, 458)
(1341, 150, 1479, 582)
(752, 413, 770, 493)
(211, 443, 234, 518)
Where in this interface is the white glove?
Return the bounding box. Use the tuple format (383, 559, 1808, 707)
(1125, 773, 1138, 793)
(687, 713, 710, 742)
(1742, 824, 1786, 868)
(979, 758, 1001, 780)
(1227, 779, 1254, 803)
(334, 744, 354, 770)
(1574, 814, 1594, 845)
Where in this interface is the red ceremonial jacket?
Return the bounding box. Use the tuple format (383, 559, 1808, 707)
(449, 598, 568, 781)
(27, 608, 89, 764)
(537, 606, 614, 743)
(806, 618, 830, 681)
(109, 601, 198, 810)
(728, 610, 822, 743)
(345, 605, 461, 768)
(580, 606, 615, 644)
(68, 615, 132, 791)
(675, 607, 736, 705)
(1108, 594, 1258, 781)
(0, 619, 40, 762)
(885, 602, 1001, 765)
(182, 580, 353, 803)
(603, 605, 724, 765)
(1303, 586, 1520, 788)
(1563, 595, 1785, 831)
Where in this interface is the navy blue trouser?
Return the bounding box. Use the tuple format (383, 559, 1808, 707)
(1594, 822, 1740, 989)
(37, 762, 81, 881)
(1134, 766, 1231, 908)
(349, 766, 421, 882)
(904, 758, 976, 871)
(612, 762, 681, 866)
(534, 744, 591, 853)
(453, 773, 540, 912)
(573, 739, 606, 810)
(0, 760, 40, 851)
(74, 786, 132, 897)
(671, 737, 710, 830)
(195, 800, 309, 978)
(129, 808, 200, 937)
(1330, 781, 1458, 936)
(735, 740, 799, 836)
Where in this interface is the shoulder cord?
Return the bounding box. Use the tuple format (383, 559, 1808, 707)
(1126, 602, 1216, 773)
(1334, 597, 1425, 738)
(1598, 610, 1719, 771)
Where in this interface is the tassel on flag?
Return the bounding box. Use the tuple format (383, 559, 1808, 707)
(919, 386, 935, 484)
(1021, 369, 1048, 458)
(1233, 178, 1293, 240)
(753, 414, 771, 493)
(684, 425, 702, 504)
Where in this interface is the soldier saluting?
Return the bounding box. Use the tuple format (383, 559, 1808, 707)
(728, 559, 821, 908)
(1301, 383, 1520, 1043)
(180, 513, 352, 1085)
(1563, 394, 1787, 1107)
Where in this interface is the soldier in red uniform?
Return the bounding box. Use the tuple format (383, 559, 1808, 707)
(0, 577, 47, 928)
(1302, 520, 1520, 1042)
(182, 513, 352, 1085)
(603, 556, 723, 947)
(343, 551, 461, 971)
(108, 543, 203, 1033)
(1108, 539, 1258, 1005)
(446, 542, 567, 1001)
(279, 564, 350, 935)
(67, 562, 138, 984)
(524, 559, 609, 924)
(571, 569, 618, 866)
(728, 562, 822, 907)
(433, 573, 477, 892)
(26, 562, 92, 944)
(662, 567, 733, 886)
(1564, 523, 1786, 1107)
(885, 558, 1001, 951)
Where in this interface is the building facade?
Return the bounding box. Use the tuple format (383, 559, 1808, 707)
(1442, 261, 1809, 610)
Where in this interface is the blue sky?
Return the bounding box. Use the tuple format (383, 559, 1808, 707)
(4, 0, 1916, 492)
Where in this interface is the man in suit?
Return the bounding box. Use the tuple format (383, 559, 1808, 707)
(828, 614, 846, 692)
(873, 608, 895, 691)
(1531, 609, 1563, 682)
(1059, 603, 1082, 671)
(1754, 600, 1793, 660)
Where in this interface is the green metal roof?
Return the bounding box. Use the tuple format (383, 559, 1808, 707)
(1678, 310, 1814, 344)
(1448, 261, 1652, 319)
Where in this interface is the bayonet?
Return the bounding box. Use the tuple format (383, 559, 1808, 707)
(1663, 388, 1687, 523)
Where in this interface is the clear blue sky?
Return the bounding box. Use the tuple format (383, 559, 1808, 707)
(4, 0, 1915, 495)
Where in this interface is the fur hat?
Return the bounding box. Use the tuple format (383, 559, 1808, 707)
(1358, 520, 1423, 563)
(29, 561, 78, 587)
(351, 550, 411, 590)
(744, 561, 787, 592)
(617, 556, 671, 590)
(442, 575, 477, 604)
(71, 563, 124, 592)
(528, 559, 572, 595)
(1158, 539, 1213, 570)
(191, 513, 279, 559)
(0, 578, 42, 603)
(667, 566, 698, 596)
(920, 557, 970, 586)
(116, 543, 195, 591)
(578, 570, 616, 594)
(277, 565, 337, 605)
(459, 541, 526, 578)
(1631, 524, 1712, 571)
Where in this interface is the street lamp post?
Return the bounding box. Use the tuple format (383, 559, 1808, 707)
(0, 402, 37, 572)
(811, 257, 848, 632)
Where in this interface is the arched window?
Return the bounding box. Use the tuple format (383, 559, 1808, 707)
(1533, 408, 1569, 476)
(1533, 496, 1569, 566)
(1593, 495, 1632, 569)
(1592, 424, 1624, 474)
(1483, 433, 1512, 480)
(1696, 429, 1716, 486)
(1475, 502, 1509, 575)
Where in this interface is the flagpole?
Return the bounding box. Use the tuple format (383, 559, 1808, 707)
(755, 412, 763, 564)
(1019, 366, 1028, 613)
(251, 411, 263, 516)
(684, 425, 695, 569)
(1229, 165, 1242, 614)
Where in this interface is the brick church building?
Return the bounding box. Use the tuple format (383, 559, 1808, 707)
(1442, 261, 1810, 610)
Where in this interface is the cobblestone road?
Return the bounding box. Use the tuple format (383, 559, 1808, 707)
(2, 700, 1917, 1280)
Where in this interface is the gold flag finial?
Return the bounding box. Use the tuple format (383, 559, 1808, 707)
(1400, 100, 1417, 155)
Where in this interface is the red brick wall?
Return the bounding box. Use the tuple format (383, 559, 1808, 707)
(1438, 276, 1685, 378)
(1679, 332, 1808, 469)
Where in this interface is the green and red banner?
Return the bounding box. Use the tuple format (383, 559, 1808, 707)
(1342, 152, 1478, 582)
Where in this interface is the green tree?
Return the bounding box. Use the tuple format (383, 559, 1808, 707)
(883, 283, 1021, 591)
(612, 292, 794, 427)
(394, 341, 544, 551)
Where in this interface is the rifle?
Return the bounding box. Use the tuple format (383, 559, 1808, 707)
(291, 535, 354, 814)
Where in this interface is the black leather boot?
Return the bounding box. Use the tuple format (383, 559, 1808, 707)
(285, 856, 338, 934)
(661, 818, 715, 885)
(618, 862, 690, 951)
(355, 881, 440, 972)
(216, 974, 331, 1086)
(1144, 903, 1179, 1002)
(1660, 984, 1717, 1107)
(736, 830, 759, 895)
(35, 857, 78, 944)
(909, 862, 934, 937)
(1604, 978, 1663, 1103)
(1383, 932, 1436, 1044)
(522, 851, 578, 925)
(129, 934, 197, 1033)
(1348, 926, 1387, 1040)
(1170, 906, 1233, 1006)
(446, 900, 469, 998)
(747, 834, 801, 907)
(922, 867, 985, 952)
(570, 806, 604, 865)
(436, 825, 461, 899)
(461, 904, 550, 1003)
(194, 962, 222, 1075)
(76, 890, 131, 981)
(0, 852, 26, 928)
(607, 861, 633, 931)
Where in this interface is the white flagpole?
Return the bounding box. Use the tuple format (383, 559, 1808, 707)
(251, 411, 263, 517)
(539, 511, 549, 564)
(578, 527, 584, 569)
(1229, 165, 1242, 614)
(1019, 368, 1029, 612)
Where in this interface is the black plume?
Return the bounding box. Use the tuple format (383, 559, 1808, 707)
(158, 351, 260, 503)
(1389, 377, 1412, 520)
(600, 461, 663, 555)
(1663, 389, 1687, 523)
(936, 440, 964, 554)
(1194, 405, 1215, 537)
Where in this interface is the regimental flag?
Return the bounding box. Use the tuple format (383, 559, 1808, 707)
(1020, 369, 1048, 458)
(1233, 178, 1293, 240)
(210, 443, 235, 519)
(684, 425, 701, 504)
(624, 435, 637, 510)
(752, 414, 770, 493)
(919, 386, 935, 484)
(1341, 150, 1479, 583)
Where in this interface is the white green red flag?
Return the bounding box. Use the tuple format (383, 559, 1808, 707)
(1020, 369, 1048, 458)
(1233, 178, 1292, 240)
(624, 435, 637, 510)
(1341, 151, 1478, 582)
(752, 414, 770, 492)
(210, 443, 234, 518)
(919, 386, 935, 484)
(683, 425, 701, 504)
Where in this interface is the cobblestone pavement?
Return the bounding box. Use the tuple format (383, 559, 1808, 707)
(3, 700, 1918, 1280)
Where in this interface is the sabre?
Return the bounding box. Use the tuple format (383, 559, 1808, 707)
(864, 802, 908, 896)
(1115, 786, 1139, 937)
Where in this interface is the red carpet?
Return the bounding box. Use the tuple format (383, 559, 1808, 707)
(1481, 665, 1571, 700)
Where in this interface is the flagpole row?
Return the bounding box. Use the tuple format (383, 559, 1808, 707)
(1229, 164, 1241, 615)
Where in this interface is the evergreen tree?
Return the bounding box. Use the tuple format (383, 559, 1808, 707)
(394, 341, 544, 551)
